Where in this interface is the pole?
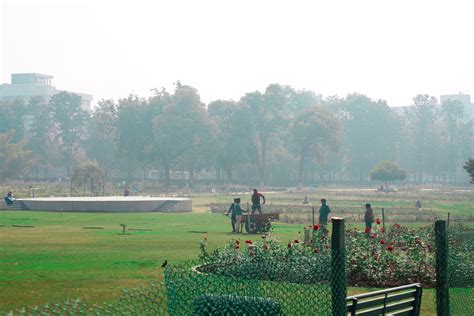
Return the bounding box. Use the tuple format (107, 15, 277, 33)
(382, 208, 385, 230)
(435, 220, 450, 316)
(331, 217, 346, 316)
(447, 212, 450, 229)
(312, 204, 315, 226)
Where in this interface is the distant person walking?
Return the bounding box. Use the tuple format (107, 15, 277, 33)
(123, 187, 130, 196)
(364, 203, 374, 230)
(319, 199, 331, 227)
(415, 200, 422, 211)
(251, 189, 265, 214)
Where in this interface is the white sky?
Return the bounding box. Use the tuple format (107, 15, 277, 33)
(1, 0, 473, 107)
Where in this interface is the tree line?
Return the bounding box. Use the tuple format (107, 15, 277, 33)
(0, 82, 472, 187)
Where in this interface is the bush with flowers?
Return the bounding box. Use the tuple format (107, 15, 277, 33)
(199, 221, 473, 288)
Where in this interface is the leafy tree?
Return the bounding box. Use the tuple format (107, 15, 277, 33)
(369, 160, 407, 188)
(0, 131, 32, 180)
(84, 99, 118, 177)
(404, 94, 437, 182)
(463, 158, 474, 183)
(115, 95, 148, 181)
(441, 99, 465, 182)
(25, 96, 56, 178)
(0, 99, 26, 141)
(153, 83, 211, 188)
(50, 91, 89, 177)
(208, 100, 255, 180)
(331, 94, 399, 181)
(241, 84, 289, 188)
(289, 106, 341, 188)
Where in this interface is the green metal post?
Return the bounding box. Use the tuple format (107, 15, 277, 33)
(312, 204, 315, 226)
(331, 217, 347, 316)
(382, 208, 385, 230)
(435, 220, 450, 316)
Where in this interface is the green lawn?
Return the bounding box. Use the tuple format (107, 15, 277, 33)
(1, 189, 472, 313)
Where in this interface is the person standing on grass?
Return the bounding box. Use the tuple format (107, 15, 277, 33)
(226, 198, 238, 232)
(318, 198, 331, 227)
(251, 189, 265, 214)
(232, 198, 248, 233)
(364, 203, 374, 230)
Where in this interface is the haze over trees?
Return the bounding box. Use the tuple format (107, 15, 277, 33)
(0, 83, 473, 187)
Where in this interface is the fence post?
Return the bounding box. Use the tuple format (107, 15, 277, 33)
(312, 204, 315, 226)
(331, 217, 346, 316)
(435, 220, 450, 316)
(382, 208, 385, 229)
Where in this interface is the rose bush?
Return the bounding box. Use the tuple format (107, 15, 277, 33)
(199, 222, 472, 288)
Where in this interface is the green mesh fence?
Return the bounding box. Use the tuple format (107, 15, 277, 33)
(165, 261, 333, 315)
(448, 227, 474, 315)
(435, 221, 474, 316)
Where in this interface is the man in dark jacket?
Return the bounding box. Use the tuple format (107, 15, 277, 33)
(319, 198, 331, 227)
(251, 189, 265, 214)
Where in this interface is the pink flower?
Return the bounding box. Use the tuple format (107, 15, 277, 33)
(380, 240, 386, 244)
(263, 244, 269, 250)
(393, 223, 401, 229)
(249, 251, 255, 256)
(381, 227, 385, 233)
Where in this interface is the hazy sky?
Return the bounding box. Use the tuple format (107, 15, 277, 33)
(1, 0, 473, 107)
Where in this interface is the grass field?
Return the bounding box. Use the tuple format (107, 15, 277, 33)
(1, 189, 472, 314)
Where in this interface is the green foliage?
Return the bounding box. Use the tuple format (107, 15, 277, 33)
(0, 131, 33, 180)
(463, 158, 474, 183)
(369, 160, 407, 182)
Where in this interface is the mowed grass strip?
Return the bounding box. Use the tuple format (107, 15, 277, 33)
(0, 210, 302, 312)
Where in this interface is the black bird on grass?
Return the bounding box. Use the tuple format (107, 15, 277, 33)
(161, 260, 168, 268)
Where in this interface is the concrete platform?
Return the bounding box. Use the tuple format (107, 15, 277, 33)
(6, 196, 192, 213)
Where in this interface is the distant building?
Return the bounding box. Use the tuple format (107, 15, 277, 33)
(440, 93, 474, 120)
(0, 73, 92, 111)
(391, 93, 474, 121)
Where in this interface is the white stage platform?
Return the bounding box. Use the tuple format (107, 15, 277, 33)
(8, 196, 192, 212)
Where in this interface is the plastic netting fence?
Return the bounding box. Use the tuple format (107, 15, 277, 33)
(435, 221, 474, 315)
(9, 260, 340, 315)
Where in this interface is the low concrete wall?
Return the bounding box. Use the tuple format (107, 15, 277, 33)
(17, 197, 192, 213)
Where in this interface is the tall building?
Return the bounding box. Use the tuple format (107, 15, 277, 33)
(0, 73, 92, 111)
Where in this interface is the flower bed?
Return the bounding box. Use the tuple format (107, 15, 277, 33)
(199, 222, 473, 288)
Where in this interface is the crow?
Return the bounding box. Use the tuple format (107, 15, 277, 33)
(161, 260, 168, 268)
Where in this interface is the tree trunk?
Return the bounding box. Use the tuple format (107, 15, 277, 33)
(162, 158, 170, 188)
(259, 139, 266, 189)
(298, 145, 306, 189)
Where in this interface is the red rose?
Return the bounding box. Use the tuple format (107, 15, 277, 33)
(380, 240, 386, 244)
(249, 251, 255, 256)
(393, 223, 400, 229)
(245, 240, 252, 244)
(263, 244, 269, 250)
(313, 224, 320, 230)
(381, 227, 385, 233)
(365, 227, 371, 233)
(294, 239, 299, 243)
(376, 218, 381, 225)
(387, 245, 394, 251)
